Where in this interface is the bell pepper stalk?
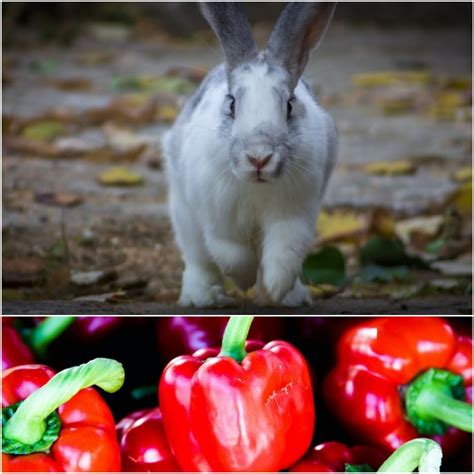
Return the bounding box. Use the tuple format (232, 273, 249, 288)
(2, 358, 124, 472)
(155, 316, 284, 361)
(159, 315, 315, 471)
(289, 438, 442, 473)
(25, 316, 76, 357)
(118, 408, 181, 472)
(323, 317, 473, 457)
(377, 438, 442, 473)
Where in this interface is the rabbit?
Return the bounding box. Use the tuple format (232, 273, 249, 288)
(163, 2, 337, 307)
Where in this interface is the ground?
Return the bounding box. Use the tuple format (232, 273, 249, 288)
(2, 20, 472, 314)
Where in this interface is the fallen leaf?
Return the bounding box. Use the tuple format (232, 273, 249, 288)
(352, 71, 431, 88)
(111, 75, 195, 95)
(363, 160, 416, 176)
(77, 51, 114, 66)
(302, 246, 346, 286)
(432, 256, 472, 277)
(84, 144, 146, 163)
(376, 95, 417, 115)
(358, 264, 409, 283)
(156, 104, 179, 123)
(448, 182, 472, 215)
(359, 236, 426, 268)
(43, 77, 93, 91)
(21, 120, 67, 142)
(71, 269, 117, 286)
(317, 210, 368, 244)
(165, 65, 208, 83)
(369, 208, 396, 238)
(452, 167, 472, 183)
(4, 136, 62, 157)
(83, 94, 157, 125)
(395, 215, 444, 246)
(34, 192, 83, 207)
(98, 167, 144, 186)
(3, 257, 44, 287)
(307, 283, 339, 298)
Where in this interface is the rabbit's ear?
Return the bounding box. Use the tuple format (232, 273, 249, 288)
(200, 2, 257, 72)
(267, 2, 336, 87)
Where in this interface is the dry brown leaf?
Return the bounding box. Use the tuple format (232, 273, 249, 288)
(395, 215, 444, 246)
(34, 192, 83, 207)
(3, 257, 44, 287)
(452, 166, 472, 183)
(43, 77, 93, 91)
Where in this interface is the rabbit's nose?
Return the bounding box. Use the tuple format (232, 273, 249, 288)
(247, 154, 273, 170)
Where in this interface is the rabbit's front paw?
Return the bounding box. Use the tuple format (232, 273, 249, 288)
(282, 278, 312, 307)
(179, 284, 235, 307)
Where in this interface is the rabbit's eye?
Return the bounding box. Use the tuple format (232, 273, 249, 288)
(287, 100, 293, 119)
(228, 96, 236, 118)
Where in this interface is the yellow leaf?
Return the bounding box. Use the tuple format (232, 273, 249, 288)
(308, 283, 339, 298)
(21, 120, 66, 142)
(317, 210, 368, 243)
(97, 167, 144, 186)
(453, 167, 472, 183)
(157, 105, 179, 123)
(449, 182, 472, 215)
(364, 160, 416, 176)
(370, 209, 396, 238)
(352, 71, 431, 88)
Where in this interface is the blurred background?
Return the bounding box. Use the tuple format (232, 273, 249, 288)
(2, 2, 472, 313)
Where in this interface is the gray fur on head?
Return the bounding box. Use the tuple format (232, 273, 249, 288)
(267, 2, 337, 88)
(199, 2, 257, 73)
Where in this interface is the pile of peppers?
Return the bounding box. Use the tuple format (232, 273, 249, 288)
(1, 315, 472, 472)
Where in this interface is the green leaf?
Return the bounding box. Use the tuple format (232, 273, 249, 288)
(360, 237, 426, 268)
(302, 246, 346, 286)
(359, 264, 410, 283)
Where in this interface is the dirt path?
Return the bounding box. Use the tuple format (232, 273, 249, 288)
(3, 21, 471, 314)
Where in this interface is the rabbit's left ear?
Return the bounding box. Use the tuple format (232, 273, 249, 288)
(267, 2, 336, 88)
(200, 2, 257, 73)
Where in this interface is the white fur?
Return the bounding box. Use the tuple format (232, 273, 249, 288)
(164, 62, 336, 307)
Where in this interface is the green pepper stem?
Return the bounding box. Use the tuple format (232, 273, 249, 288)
(3, 358, 124, 445)
(414, 383, 473, 433)
(28, 316, 76, 356)
(377, 438, 442, 473)
(219, 316, 254, 362)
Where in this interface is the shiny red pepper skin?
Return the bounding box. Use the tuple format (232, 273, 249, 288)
(323, 317, 473, 456)
(2, 318, 34, 370)
(156, 316, 284, 361)
(159, 340, 315, 471)
(2, 364, 121, 472)
(289, 441, 387, 472)
(118, 408, 180, 472)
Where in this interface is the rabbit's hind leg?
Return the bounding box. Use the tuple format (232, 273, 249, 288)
(282, 278, 312, 307)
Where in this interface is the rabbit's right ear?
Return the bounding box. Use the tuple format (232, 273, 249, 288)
(200, 2, 257, 73)
(267, 2, 336, 88)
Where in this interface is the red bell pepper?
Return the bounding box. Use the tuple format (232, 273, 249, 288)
(289, 441, 387, 472)
(2, 358, 124, 472)
(156, 316, 284, 361)
(2, 317, 77, 370)
(323, 317, 473, 456)
(2, 318, 34, 370)
(118, 408, 180, 472)
(159, 316, 315, 471)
